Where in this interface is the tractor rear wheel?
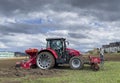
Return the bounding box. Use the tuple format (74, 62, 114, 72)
(69, 56, 84, 70)
(36, 52, 55, 69)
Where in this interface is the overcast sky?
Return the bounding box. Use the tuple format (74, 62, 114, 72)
(0, 0, 120, 52)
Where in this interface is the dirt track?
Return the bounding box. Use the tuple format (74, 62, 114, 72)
(0, 55, 119, 78)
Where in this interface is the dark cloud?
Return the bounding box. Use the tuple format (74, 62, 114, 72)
(0, 0, 120, 13)
(0, 24, 29, 35)
(0, 0, 56, 16)
(0, 0, 120, 52)
(0, 22, 62, 36)
(68, 32, 88, 39)
(0, 0, 120, 21)
(69, 0, 120, 21)
(70, 0, 120, 11)
(0, 38, 13, 43)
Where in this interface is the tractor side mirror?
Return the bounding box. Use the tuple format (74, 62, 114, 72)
(66, 41, 69, 45)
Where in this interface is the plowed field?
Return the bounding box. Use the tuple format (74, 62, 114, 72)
(0, 55, 119, 78)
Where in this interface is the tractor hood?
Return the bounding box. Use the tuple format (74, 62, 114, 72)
(66, 48, 81, 56)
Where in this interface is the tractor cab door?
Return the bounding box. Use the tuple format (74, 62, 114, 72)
(51, 40, 65, 58)
(47, 39, 66, 58)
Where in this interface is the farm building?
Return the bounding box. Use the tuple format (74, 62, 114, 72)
(0, 51, 15, 58)
(102, 42, 120, 53)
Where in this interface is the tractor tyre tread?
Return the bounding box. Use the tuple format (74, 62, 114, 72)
(36, 52, 55, 69)
(69, 56, 84, 70)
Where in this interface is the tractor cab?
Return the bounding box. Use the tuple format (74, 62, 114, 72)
(46, 38, 66, 58)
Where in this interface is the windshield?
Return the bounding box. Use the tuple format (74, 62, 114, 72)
(46, 40, 63, 50)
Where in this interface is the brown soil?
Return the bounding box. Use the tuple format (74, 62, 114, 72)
(0, 55, 119, 78)
(104, 55, 120, 61)
(0, 67, 62, 78)
(0, 58, 63, 78)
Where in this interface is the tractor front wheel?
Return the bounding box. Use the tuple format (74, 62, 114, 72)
(69, 56, 84, 70)
(36, 52, 55, 69)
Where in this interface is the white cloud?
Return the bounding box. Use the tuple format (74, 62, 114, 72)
(0, 0, 120, 52)
(47, 30, 68, 37)
(58, 12, 78, 18)
(0, 17, 16, 25)
(0, 42, 8, 48)
(1, 33, 47, 49)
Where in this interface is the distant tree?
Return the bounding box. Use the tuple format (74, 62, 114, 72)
(88, 50, 93, 54)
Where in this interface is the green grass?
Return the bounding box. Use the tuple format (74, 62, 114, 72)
(33, 62, 120, 83)
(1, 61, 120, 83)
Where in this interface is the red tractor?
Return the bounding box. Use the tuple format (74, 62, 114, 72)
(16, 38, 101, 70)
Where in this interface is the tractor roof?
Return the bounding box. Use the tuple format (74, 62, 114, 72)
(46, 38, 66, 41)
